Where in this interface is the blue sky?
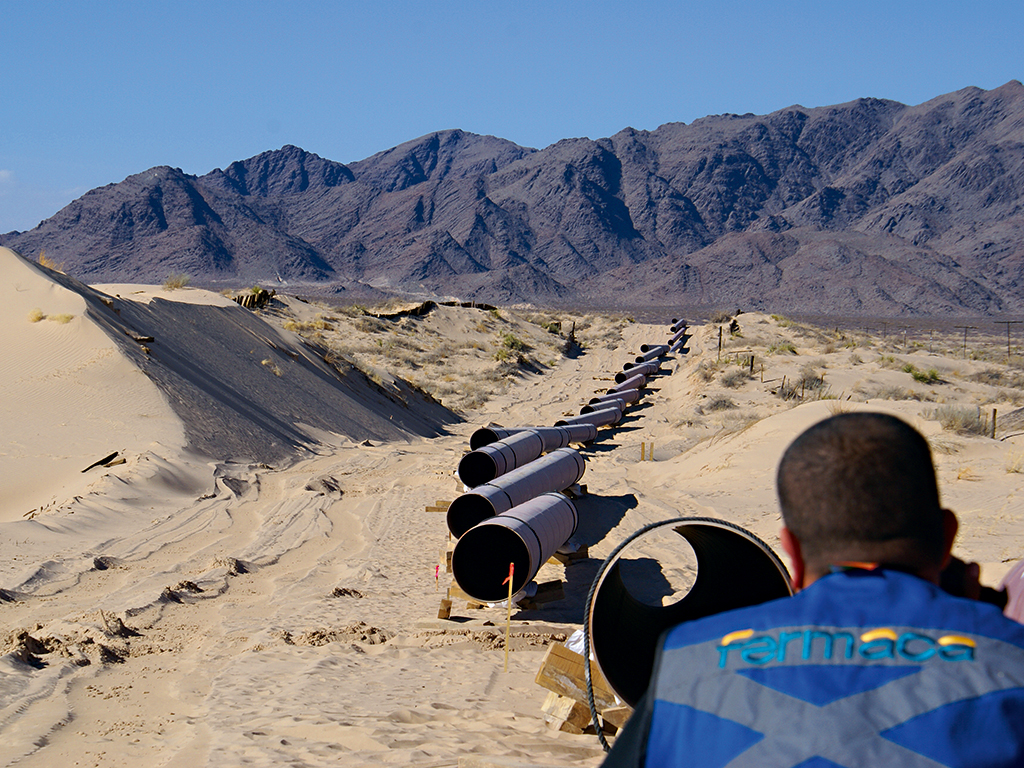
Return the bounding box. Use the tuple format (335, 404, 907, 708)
(1, 0, 1021, 233)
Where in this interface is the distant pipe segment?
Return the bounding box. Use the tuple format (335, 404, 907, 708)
(670, 319, 687, 333)
(616, 361, 658, 382)
(581, 398, 625, 414)
(669, 338, 688, 354)
(668, 327, 687, 345)
(635, 345, 669, 363)
(608, 373, 647, 394)
(469, 424, 597, 451)
(555, 406, 622, 428)
(446, 447, 586, 538)
(590, 389, 641, 407)
(451, 492, 578, 602)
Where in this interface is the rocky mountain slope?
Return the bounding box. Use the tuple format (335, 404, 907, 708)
(4, 81, 1024, 315)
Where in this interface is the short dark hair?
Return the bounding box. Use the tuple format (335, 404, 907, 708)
(777, 412, 944, 568)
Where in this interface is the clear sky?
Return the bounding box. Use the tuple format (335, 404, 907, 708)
(1, 0, 1021, 233)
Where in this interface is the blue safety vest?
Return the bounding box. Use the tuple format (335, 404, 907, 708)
(614, 569, 1024, 768)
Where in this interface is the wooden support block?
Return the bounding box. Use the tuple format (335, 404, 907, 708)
(439, 546, 453, 572)
(549, 546, 589, 565)
(425, 505, 449, 513)
(563, 483, 588, 499)
(601, 705, 633, 730)
(534, 643, 620, 713)
(541, 692, 592, 733)
(437, 598, 452, 619)
(435, 500, 451, 509)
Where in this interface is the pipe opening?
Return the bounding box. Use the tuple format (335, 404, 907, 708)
(470, 427, 503, 451)
(458, 451, 499, 487)
(447, 494, 498, 538)
(452, 524, 532, 601)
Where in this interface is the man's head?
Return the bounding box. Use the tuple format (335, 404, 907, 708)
(777, 412, 956, 588)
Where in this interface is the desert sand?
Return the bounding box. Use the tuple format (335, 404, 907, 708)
(2, 245, 1023, 767)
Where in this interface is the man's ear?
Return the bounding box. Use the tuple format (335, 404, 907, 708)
(941, 509, 959, 568)
(780, 527, 805, 592)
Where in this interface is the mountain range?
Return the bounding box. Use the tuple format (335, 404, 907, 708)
(4, 81, 1024, 316)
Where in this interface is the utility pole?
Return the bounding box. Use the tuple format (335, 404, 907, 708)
(954, 326, 977, 359)
(996, 321, 1024, 362)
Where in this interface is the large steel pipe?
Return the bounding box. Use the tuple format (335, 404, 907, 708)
(608, 373, 647, 394)
(670, 319, 687, 333)
(669, 338, 688, 354)
(617, 361, 659, 381)
(469, 424, 597, 452)
(581, 398, 625, 414)
(459, 429, 546, 488)
(588, 518, 793, 707)
(634, 345, 669, 363)
(451, 492, 578, 601)
(446, 447, 586, 538)
(590, 389, 641, 407)
(668, 327, 687, 345)
(555, 406, 623, 428)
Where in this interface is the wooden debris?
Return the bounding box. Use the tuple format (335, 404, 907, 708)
(82, 451, 119, 473)
(541, 691, 591, 733)
(437, 598, 452, 619)
(563, 483, 588, 499)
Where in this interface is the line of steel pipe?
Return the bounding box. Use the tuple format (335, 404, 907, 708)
(668, 327, 687, 345)
(608, 373, 647, 394)
(670, 319, 687, 333)
(446, 447, 586, 538)
(617, 361, 659, 381)
(555, 406, 623, 428)
(451, 492, 578, 601)
(634, 345, 669, 363)
(590, 388, 642, 407)
(469, 424, 597, 452)
(669, 337, 688, 354)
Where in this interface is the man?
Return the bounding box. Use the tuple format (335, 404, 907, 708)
(604, 412, 1024, 767)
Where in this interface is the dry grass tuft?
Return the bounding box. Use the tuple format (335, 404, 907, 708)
(163, 273, 191, 290)
(50, 313, 74, 324)
(27, 308, 44, 323)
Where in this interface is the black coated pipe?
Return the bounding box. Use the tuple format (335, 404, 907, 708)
(608, 373, 646, 394)
(669, 338, 688, 354)
(555, 406, 622, 428)
(459, 429, 546, 488)
(451, 492, 578, 602)
(616, 361, 658, 382)
(469, 424, 597, 451)
(590, 389, 642, 407)
(581, 398, 625, 414)
(668, 327, 687, 345)
(446, 447, 586, 538)
(670, 319, 687, 333)
(635, 345, 669, 363)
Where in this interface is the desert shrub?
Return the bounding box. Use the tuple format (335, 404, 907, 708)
(719, 368, 750, 389)
(710, 310, 733, 324)
(767, 341, 797, 355)
(848, 353, 863, 365)
(797, 366, 826, 392)
(163, 273, 191, 290)
(904, 365, 941, 384)
(705, 397, 737, 412)
(871, 385, 915, 401)
(500, 332, 526, 351)
(50, 313, 74, 324)
(353, 316, 386, 333)
(27, 308, 44, 323)
(930, 405, 987, 435)
(38, 251, 65, 273)
(878, 354, 901, 369)
(770, 314, 793, 327)
(822, 341, 837, 354)
(696, 361, 718, 382)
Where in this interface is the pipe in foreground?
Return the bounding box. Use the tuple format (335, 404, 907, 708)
(459, 429, 546, 487)
(616, 361, 658, 381)
(581, 398, 625, 414)
(587, 517, 792, 707)
(469, 424, 597, 451)
(635, 345, 669, 363)
(446, 447, 586, 538)
(555, 406, 622, 428)
(608, 373, 647, 394)
(451, 492, 578, 601)
(590, 388, 642, 407)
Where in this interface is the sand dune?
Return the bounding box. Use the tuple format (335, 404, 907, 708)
(2, 245, 1023, 766)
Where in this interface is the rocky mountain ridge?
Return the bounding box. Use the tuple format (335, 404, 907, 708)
(4, 81, 1024, 316)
